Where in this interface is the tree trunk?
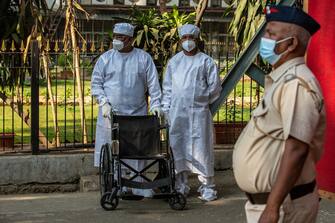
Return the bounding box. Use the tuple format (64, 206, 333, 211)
(66, 0, 88, 144)
(42, 52, 61, 147)
(195, 0, 209, 27)
(70, 20, 88, 144)
(0, 92, 52, 147)
(159, 0, 167, 14)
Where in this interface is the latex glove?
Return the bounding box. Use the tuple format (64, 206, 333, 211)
(101, 103, 112, 119)
(152, 107, 163, 118)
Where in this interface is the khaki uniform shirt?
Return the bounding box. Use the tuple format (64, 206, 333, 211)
(233, 57, 326, 193)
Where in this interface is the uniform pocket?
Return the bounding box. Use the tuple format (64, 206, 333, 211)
(249, 102, 269, 137)
(251, 101, 284, 140)
(252, 101, 269, 117)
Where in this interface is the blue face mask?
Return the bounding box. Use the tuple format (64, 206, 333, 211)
(259, 37, 293, 65)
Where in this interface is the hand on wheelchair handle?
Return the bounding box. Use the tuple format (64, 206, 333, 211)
(101, 103, 112, 119)
(152, 107, 163, 118)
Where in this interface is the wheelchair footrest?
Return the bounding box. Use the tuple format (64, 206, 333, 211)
(121, 194, 144, 201)
(121, 177, 171, 189)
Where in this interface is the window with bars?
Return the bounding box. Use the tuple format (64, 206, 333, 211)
(114, 0, 125, 5)
(179, 0, 190, 7)
(147, 0, 157, 6)
(211, 0, 221, 7)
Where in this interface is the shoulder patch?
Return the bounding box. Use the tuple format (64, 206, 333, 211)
(284, 73, 296, 83)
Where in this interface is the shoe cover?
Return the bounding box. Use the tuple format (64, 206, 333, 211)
(199, 187, 217, 202)
(132, 188, 155, 198)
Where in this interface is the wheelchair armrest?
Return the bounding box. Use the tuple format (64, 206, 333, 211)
(111, 127, 119, 139)
(159, 124, 169, 130)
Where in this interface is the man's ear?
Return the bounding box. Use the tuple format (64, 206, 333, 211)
(130, 37, 135, 46)
(288, 36, 299, 52)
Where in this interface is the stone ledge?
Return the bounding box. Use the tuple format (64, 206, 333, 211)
(80, 175, 99, 193)
(0, 183, 78, 194)
(0, 154, 98, 186)
(0, 149, 233, 194)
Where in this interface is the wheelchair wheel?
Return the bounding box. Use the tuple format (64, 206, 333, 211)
(100, 190, 119, 211)
(99, 144, 112, 196)
(169, 192, 186, 210)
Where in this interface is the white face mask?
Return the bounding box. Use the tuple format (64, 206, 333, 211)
(182, 40, 196, 52)
(113, 39, 124, 51)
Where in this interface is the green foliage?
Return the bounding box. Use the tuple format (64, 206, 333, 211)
(65, 87, 72, 101)
(128, 6, 195, 76)
(0, 0, 48, 91)
(57, 53, 93, 74)
(57, 54, 72, 67)
(107, 7, 196, 77)
(0, 1, 19, 41)
(0, 104, 98, 144)
(0, 54, 26, 90)
(219, 59, 236, 77)
(0, 0, 48, 41)
(225, 0, 267, 54)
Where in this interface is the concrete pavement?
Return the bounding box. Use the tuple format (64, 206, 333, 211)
(0, 192, 246, 223)
(0, 171, 334, 223)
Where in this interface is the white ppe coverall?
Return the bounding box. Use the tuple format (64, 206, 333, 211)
(91, 48, 161, 170)
(161, 51, 221, 192)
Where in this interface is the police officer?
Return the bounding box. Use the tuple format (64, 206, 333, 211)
(233, 5, 325, 223)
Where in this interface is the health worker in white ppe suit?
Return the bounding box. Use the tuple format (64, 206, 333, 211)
(161, 24, 222, 202)
(91, 23, 163, 197)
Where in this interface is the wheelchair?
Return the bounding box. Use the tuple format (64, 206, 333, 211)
(99, 112, 186, 211)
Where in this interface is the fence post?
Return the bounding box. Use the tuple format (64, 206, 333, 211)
(31, 40, 39, 154)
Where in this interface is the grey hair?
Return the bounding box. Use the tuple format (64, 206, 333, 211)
(286, 23, 311, 51)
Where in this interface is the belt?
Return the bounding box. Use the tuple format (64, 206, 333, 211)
(245, 180, 316, 205)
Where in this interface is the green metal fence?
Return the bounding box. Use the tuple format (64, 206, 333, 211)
(0, 36, 263, 154)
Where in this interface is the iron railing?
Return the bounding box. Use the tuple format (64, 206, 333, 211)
(0, 36, 263, 154)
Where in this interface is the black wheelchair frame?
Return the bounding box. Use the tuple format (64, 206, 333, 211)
(99, 112, 186, 211)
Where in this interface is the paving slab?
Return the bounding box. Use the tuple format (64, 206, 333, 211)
(0, 171, 334, 223)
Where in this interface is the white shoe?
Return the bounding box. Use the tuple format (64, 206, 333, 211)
(118, 186, 131, 196)
(132, 189, 155, 198)
(199, 187, 217, 202)
(122, 186, 130, 193)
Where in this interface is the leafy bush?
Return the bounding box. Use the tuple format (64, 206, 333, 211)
(108, 7, 195, 79)
(225, 0, 267, 53)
